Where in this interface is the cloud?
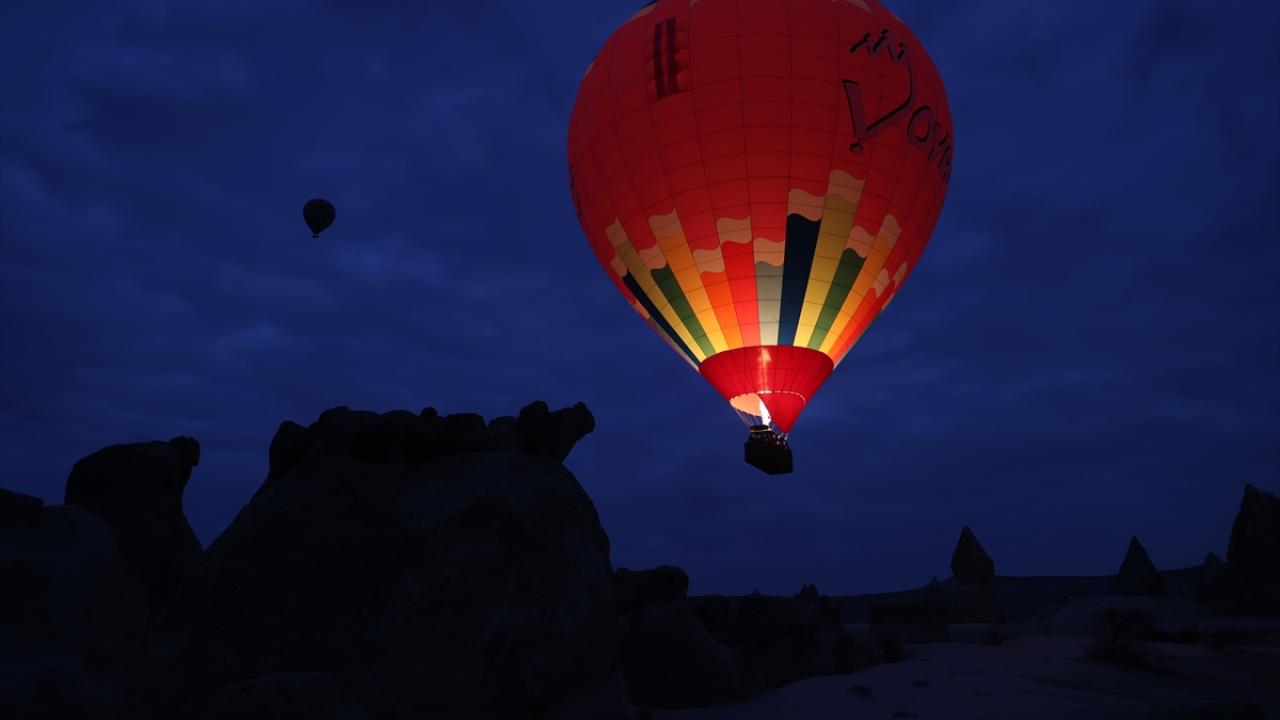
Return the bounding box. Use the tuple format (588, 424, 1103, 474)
(1, 0, 1276, 596)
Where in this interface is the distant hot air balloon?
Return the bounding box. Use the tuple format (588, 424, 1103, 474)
(303, 198, 336, 238)
(568, 0, 953, 474)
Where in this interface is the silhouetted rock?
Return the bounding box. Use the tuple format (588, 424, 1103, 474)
(613, 566, 740, 708)
(441, 411, 489, 451)
(927, 577, 948, 604)
(153, 404, 619, 720)
(260, 402, 595, 493)
(1109, 536, 1170, 598)
(1194, 552, 1239, 605)
(0, 498, 148, 718)
(867, 596, 950, 645)
(517, 401, 596, 461)
(795, 583, 820, 603)
(63, 436, 201, 612)
(1227, 484, 1280, 613)
(264, 420, 308, 486)
(615, 565, 689, 614)
(691, 592, 860, 691)
(950, 526, 995, 585)
(618, 600, 743, 708)
(0, 486, 43, 520)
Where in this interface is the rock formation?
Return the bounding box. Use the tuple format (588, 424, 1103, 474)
(948, 527, 1004, 622)
(0, 490, 149, 718)
(691, 591, 861, 691)
(1227, 484, 1280, 613)
(261, 402, 594, 492)
(795, 583, 820, 603)
(11, 405, 1276, 718)
(950, 526, 995, 584)
(1194, 552, 1239, 605)
(63, 436, 201, 613)
(615, 565, 690, 614)
(612, 566, 742, 708)
(0, 486, 43, 520)
(152, 403, 618, 719)
(1108, 536, 1170, 598)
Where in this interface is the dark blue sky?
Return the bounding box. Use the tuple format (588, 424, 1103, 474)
(2, 1, 1277, 595)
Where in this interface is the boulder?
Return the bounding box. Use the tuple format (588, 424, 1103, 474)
(691, 593, 860, 691)
(615, 566, 689, 614)
(950, 526, 995, 585)
(63, 437, 202, 612)
(1109, 537, 1170, 598)
(1227, 484, 1280, 613)
(618, 600, 742, 708)
(0, 496, 149, 718)
(153, 404, 619, 720)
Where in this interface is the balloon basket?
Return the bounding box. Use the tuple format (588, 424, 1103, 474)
(744, 426, 793, 475)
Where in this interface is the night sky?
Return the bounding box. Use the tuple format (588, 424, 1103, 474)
(2, 1, 1277, 596)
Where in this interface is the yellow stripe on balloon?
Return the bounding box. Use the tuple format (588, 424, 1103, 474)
(605, 219, 706, 360)
(649, 210, 728, 353)
(817, 215, 901, 356)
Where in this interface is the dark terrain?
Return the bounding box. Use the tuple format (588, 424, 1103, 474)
(2, 403, 1277, 719)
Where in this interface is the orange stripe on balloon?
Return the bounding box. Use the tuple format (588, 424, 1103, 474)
(717, 216, 760, 347)
(701, 271, 743, 348)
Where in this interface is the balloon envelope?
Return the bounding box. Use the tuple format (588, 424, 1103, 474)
(568, 0, 952, 434)
(303, 198, 336, 238)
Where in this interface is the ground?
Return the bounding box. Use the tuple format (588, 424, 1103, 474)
(655, 633, 1280, 719)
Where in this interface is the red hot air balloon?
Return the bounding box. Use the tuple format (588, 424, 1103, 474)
(568, 0, 952, 473)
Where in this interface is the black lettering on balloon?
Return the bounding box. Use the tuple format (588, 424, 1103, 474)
(929, 124, 949, 161)
(908, 105, 933, 148)
(653, 18, 679, 99)
(843, 27, 952, 183)
(843, 29, 914, 153)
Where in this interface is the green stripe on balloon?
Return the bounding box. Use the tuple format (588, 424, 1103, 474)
(651, 266, 718, 358)
(621, 271, 701, 367)
(807, 248, 866, 350)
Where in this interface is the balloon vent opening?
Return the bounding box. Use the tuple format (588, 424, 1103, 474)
(700, 346, 834, 433)
(745, 426, 793, 475)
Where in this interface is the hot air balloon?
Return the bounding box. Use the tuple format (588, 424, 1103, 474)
(303, 198, 336, 238)
(568, 0, 952, 474)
